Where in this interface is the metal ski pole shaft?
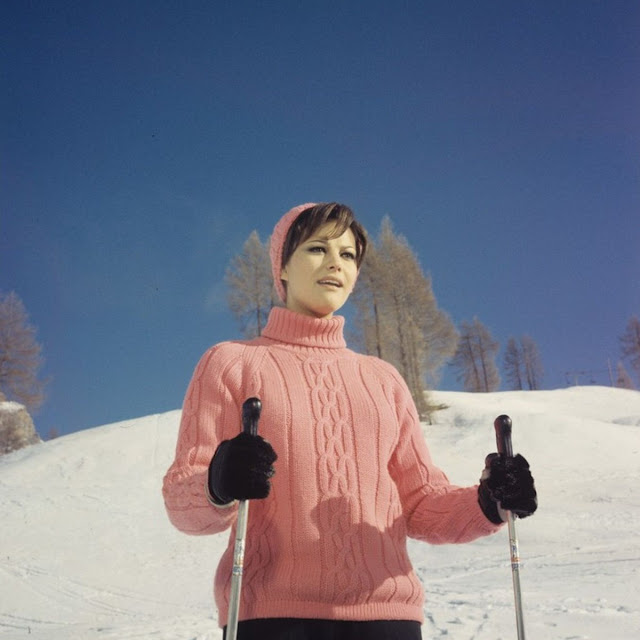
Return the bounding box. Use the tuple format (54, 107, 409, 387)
(494, 414, 526, 640)
(227, 397, 262, 640)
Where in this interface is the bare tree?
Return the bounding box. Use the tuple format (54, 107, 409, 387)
(351, 217, 458, 418)
(503, 337, 524, 390)
(451, 317, 500, 392)
(615, 361, 635, 389)
(225, 231, 277, 338)
(349, 243, 386, 359)
(620, 315, 640, 384)
(503, 335, 543, 390)
(521, 335, 543, 390)
(0, 292, 47, 412)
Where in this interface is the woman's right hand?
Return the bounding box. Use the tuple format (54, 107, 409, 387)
(207, 432, 277, 506)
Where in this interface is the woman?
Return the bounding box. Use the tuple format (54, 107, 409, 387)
(162, 202, 537, 640)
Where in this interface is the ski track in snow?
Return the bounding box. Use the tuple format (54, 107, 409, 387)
(2, 387, 639, 639)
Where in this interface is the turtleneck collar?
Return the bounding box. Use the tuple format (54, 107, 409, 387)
(261, 307, 347, 349)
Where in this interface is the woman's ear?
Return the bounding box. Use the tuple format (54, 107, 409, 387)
(280, 265, 289, 282)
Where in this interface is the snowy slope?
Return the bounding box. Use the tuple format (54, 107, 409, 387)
(1, 387, 639, 639)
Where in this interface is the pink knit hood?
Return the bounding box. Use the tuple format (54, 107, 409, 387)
(270, 203, 317, 302)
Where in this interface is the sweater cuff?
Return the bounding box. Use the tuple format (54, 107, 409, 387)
(204, 480, 237, 509)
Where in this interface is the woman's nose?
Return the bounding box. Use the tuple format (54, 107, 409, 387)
(326, 250, 342, 270)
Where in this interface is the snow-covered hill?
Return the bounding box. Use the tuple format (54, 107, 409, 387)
(1, 387, 639, 639)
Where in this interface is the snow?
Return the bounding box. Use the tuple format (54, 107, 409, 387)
(1, 386, 639, 639)
(0, 401, 26, 414)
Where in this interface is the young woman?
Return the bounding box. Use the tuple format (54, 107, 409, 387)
(162, 202, 537, 640)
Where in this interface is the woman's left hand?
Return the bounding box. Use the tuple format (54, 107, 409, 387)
(478, 453, 538, 524)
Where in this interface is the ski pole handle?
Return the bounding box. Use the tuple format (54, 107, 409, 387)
(242, 397, 262, 436)
(494, 414, 514, 457)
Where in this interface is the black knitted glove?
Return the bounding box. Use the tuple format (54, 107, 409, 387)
(207, 432, 277, 506)
(478, 453, 538, 524)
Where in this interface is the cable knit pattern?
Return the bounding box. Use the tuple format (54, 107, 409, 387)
(304, 358, 363, 603)
(162, 307, 502, 627)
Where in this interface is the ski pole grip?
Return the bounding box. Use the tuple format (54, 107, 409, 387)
(494, 414, 514, 457)
(242, 397, 262, 436)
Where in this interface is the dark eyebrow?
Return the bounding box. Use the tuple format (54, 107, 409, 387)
(307, 236, 355, 249)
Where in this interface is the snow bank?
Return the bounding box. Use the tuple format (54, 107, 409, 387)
(1, 387, 639, 639)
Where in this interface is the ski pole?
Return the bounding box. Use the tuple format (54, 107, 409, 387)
(227, 397, 262, 640)
(494, 414, 526, 640)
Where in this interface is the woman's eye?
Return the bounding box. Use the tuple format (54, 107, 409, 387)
(308, 246, 325, 253)
(342, 251, 356, 260)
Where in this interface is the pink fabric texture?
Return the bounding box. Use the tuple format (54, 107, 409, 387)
(163, 308, 502, 627)
(269, 202, 317, 302)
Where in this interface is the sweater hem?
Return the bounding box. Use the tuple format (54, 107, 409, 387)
(218, 600, 425, 628)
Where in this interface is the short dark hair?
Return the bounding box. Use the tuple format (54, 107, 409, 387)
(281, 203, 368, 270)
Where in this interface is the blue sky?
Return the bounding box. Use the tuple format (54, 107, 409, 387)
(2, 1, 639, 437)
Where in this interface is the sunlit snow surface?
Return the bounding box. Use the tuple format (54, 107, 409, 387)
(2, 386, 639, 639)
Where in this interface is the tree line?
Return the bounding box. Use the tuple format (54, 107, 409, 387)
(2, 228, 639, 452)
(225, 218, 640, 408)
(451, 318, 543, 393)
(224, 218, 547, 418)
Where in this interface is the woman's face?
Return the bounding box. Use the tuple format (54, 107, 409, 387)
(281, 222, 358, 319)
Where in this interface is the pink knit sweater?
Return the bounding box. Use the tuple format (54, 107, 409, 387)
(162, 308, 501, 626)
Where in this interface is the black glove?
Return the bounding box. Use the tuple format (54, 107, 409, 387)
(478, 453, 537, 524)
(207, 431, 277, 506)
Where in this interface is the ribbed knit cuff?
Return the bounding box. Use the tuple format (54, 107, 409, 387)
(204, 480, 237, 509)
(477, 484, 505, 525)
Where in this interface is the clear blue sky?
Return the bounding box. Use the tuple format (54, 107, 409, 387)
(2, 1, 639, 437)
